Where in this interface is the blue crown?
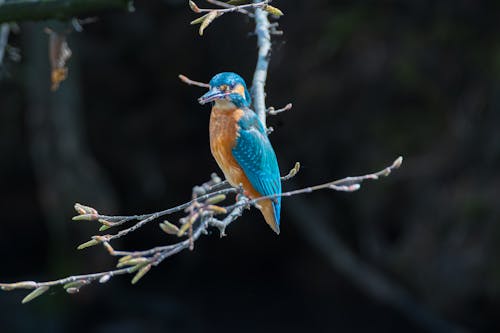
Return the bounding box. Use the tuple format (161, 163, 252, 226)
(209, 72, 252, 106)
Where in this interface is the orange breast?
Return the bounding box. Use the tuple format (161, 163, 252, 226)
(209, 105, 280, 233)
(209, 106, 260, 199)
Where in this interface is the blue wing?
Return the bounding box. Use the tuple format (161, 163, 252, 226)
(232, 109, 281, 226)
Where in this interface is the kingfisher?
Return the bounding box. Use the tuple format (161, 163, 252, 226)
(198, 72, 282, 234)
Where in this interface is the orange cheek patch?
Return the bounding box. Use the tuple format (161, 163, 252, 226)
(232, 84, 246, 99)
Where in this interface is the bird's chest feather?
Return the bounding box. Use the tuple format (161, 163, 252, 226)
(209, 107, 246, 186)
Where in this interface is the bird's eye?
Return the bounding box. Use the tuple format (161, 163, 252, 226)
(220, 85, 228, 91)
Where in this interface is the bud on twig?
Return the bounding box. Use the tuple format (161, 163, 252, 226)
(99, 225, 111, 231)
(205, 194, 226, 204)
(131, 264, 152, 285)
(206, 205, 227, 215)
(77, 239, 99, 250)
(99, 275, 111, 284)
(118, 255, 133, 263)
(190, 13, 209, 25)
(72, 214, 99, 221)
(263, 5, 284, 17)
(178, 212, 199, 236)
(0, 281, 37, 291)
(199, 11, 219, 36)
(98, 218, 113, 226)
(116, 257, 149, 268)
(74, 203, 98, 215)
(66, 287, 79, 294)
(160, 221, 180, 235)
(283, 162, 300, 180)
(189, 1, 201, 13)
(393, 156, 403, 169)
(22, 286, 49, 304)
(63, 280, 87, 289)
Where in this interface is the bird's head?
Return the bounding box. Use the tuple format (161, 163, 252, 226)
(198, 72, 252, 109)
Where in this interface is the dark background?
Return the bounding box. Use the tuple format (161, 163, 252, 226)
(1, 0, 499, 332)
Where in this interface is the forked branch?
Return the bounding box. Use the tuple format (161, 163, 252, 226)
(0, 157, 402, 302)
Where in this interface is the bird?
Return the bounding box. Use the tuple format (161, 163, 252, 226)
(198, 72, 282, 234)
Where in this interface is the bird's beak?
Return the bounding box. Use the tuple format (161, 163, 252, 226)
(198, 87, 228, 105)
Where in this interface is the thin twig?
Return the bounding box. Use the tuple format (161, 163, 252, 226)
(0, 223, 207, 292)
(81, 187, 237, 228)
(191, 0, 268, 14)
(205, 0, 253, 15)
(226, 156, 403, 212)
(267, 103, 292, 115)
(76, 188, 239, 248)
(178, 74, 210, 88)
(207, 199, 247, 236)
(0, 158, 400, 297)
(74, 162, 300, 241)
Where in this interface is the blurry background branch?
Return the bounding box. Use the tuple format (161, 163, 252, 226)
(288, 199, 467, 333)
(0, 0, 132, 24)
(0, 23, 8, 65)
(0, 0, 9, 65)
(23, 20, 118, 282)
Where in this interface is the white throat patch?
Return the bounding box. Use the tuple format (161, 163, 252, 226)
(214, 99, 237, 110)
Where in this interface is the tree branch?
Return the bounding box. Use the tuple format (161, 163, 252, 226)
(225, 157, 403, 212)
(251, 2, 272, 126)
(0, 158, 401, 302)
(205, 0, 253, 16)
(0, 0, 132, 24)
(267, 103, 292, 115)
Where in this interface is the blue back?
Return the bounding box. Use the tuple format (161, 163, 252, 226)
(231, 109, 281, 226)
